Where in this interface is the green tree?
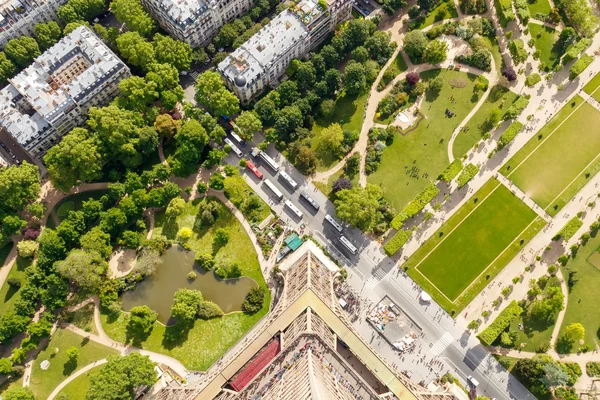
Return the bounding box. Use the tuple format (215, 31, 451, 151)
(154, 114, 180, 138)
(126, 305, 157, 340)
(276, 80, 300, 106)
(55, 249, 108, 291)
(17, 240, 38, 258)
(153, 34, 192, 71)
(402, 30, 428, 61)
(34, 21, 62, 50)
(540, 362, 569, 389)
(116, 76, 159, 112)
(334, 184, 383, 232)
(66, 347, 80, 362)
(86, 353, 157, 400)
(294, 61, 316, 92)
(565, 322, 585, 342)
(170, 119, 209, 176)
(274, 105, 303, 138)
(63, 21, 90, 35)
(36, 228, 67, 271)
(110, 0, 155, 36)
(3, 215, 25, 235)
(343, 61, 367, 94)
(0, 52, 16, 86)
(234, 110, 262, 140)
(365, 30, 396, 62)
(423, 39, 447, 64)
(320, 45, 339, 68)
(5, 36, 40, 68)
(146, 62, 179, 91)
(194, 71, 240, 116)
(315, 123, 344, 157)
(165, 197, 185, 218)
(99, 208, 128, 237)
(26, 202, 45, 219)
(4, 387, 35, 400)
(170, 289, 203, 323)
(214, 228, 229, 245)
(116, 32, 155, 69)
(58, 0, 105, 22)
(80, 227, 112, 259)
(44, 128, 103, 191)
(289, 143, 317, 175)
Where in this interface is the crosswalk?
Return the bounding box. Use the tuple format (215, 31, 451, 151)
(363, 268, 389, 291)
(430, 332, 454, 356)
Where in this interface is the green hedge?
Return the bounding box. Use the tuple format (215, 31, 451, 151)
(390, 212, 408, 230)
(383, 230, 412, 256)
(556, 217, 583, 241)
(503, 96, 529, 120)
(497, 121, 524, 150)
(563, 38, 592, 65)
(570, 54, 593, 80)
(456, 164, 479, 188)
(401, 184, 440, 218)
(477, 300, 523, 346)
(439, 159, 463, 182)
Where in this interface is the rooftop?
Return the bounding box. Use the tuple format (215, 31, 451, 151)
(146, 0, 210, 28)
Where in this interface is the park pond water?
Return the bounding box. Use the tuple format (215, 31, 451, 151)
(121, 245, 258, 324)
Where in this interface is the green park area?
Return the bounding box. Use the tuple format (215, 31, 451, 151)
(101, 197, 270, 370)
(402, 178, 544, 313)
(71, 302, 98, 335)
(378, 52, 409, 90)
(311, 91, 368, 172)
(57, 364, 103, 400)
(369, 69, 482, 211)
(413, 0, 459, 30)
(527, 0, 552, 16)
(583, 72, 600, 102)
(28, 329, 118, 400)
(556, 231, 600, 353)
(47, 190, 108, 228)
(452, 85, 519, 158)
(0, 256, 33, 315)
(528, 23, 561, 71)
(500, 95, 600, 215)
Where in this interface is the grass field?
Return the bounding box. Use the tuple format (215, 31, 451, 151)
(452, 85, 519, 158)
(48, 190, 108, 226)
(369, 69, 481, 211)
(415, 1, 459, 29)
(402, 178, 545, 313)
(500, 95, 600, 215)
(102, 197, 270, 370)
(29, 329, 118, 400)
(527, 0, 551, 15)
(378, 52, 409, 91)
(71, 303, 98, 335)
(312, 91, 368, 172)
(583, 72, 600, 102)
(528, 23, 560, 71)
(0, 256, 33, 315)
(556, 232, 600, 353)
(57, 364, 103, 400)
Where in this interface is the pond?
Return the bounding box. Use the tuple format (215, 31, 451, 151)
(121, 246, 258, 324)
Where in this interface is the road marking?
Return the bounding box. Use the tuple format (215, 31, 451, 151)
(364, 276, 380, 291)
(430, 332, 454, 356)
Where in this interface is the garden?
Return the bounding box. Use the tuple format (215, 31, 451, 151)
(583, 71, 600, 102)
(368, 69, 482, 211)
(402, 178, 544, 314)
(500, 95, 600, 215)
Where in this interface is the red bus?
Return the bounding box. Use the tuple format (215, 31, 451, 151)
(246, 160, 263, 180)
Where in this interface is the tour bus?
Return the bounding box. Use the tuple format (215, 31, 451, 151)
(325, 214, 343, 233)
(284, 200, 303, 219)
(339, 235, 358, 255)
(246, 160, 263, 180)
(263, 179, 283, 200)
(259, 151, 280, 172)
(224, 138, 243, 158)
(299, 191, 320, 210)
(279, 170, 298, 190)
(230, 130, 244, 146)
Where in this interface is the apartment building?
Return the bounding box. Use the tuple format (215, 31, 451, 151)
(0, 0, 67, 47)
(0, 26, 130, 160)
(142, 0, 253, 48)
(217, 0, 353, 103)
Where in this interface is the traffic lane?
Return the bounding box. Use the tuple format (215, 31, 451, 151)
(0, 129, 35, 165)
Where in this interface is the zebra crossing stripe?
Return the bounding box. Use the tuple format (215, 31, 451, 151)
(430, 332, 454, 356)
(364, 276, 379, 291)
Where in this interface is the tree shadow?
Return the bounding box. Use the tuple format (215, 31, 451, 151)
(555, 336, 574, 354)
(63, 359, 78, 376)
(3, 285, 19, 303)
(161, 322, 192, 350)
(125, 322, 154, 348)
(80, 336, 90, 347)
(161, 217, 179, 240)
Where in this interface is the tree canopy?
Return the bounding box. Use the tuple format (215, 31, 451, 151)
(334, 184, 384, 232)
(195, 71, 240, 116)
(55, 249, 108, 292)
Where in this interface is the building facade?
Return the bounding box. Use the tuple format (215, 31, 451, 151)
(0, 0, 67, 47)
(217, 0, 353, 103)
(154, 241, 460, 400)
(0, 26, 130, 160)
(141, 0, 253, 49)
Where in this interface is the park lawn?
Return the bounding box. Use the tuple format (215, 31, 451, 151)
(507, 276, 561, 352)
(28, 329, 118, 400)
(378, 52, 409, 90)
(583, 72, 600, 102)
(312, 91, 368, 172)
(57, 364, 103, 400)
(0, 256, 33, 315)
(49, 190, 108, 225)
(556, 233, 600, 353)
(103, 196, 271, 370)
(452, 85, 519, 158)
(418, 1, 459, 29)
(0, 242, 12, 265)
(368, 69, 480, 211)
(528, 23, 561, 71)
(403, 178, 544, 314)
(71, 303, 98, 335)
(500, 96, 600, 215)
(527, 0, 551, 15)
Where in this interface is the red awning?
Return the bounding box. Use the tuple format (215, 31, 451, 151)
(229, 338, 281, 391)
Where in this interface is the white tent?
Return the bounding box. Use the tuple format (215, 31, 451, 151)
(420, 292, 432, 303)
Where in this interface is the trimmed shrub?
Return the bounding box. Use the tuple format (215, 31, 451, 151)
(556, 217, 584, 241)
(401, 184, 440, 218)
(477, 300, 523, 345)
(508, 39, 527, 64)
(503, 97, 529, 120)
(497, 121, 524, 150)
(390, 212, 409, 230)
(562, 38, 592, 65)
(242, 287, 265, 314)
(456, 163, 479, 188)
(587, 361, 600, 377)
(383, 230, 412, 256)
(570, 54, 593, 80)
(525, 73, 541, 87)
(439, 159, 463, 182)
(197, 300, 224, 319)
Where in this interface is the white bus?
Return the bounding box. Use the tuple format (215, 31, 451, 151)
(325, 214, 343, 233)
(263, 179, 283, 200)
(339, 235, 357, 254)
(284, 200, 303, 219)
(230, 130, 243, 145)
(279, 170, 298, 190)
(300, 191, 320, 210)
(259, 151, 280, 172)
(224, 138, 243, 158)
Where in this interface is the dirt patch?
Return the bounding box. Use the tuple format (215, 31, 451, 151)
(109, 249, 137, 278)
